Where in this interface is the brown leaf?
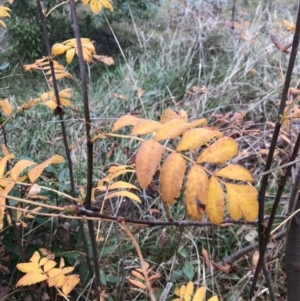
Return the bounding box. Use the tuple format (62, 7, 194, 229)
(201, 248, 211, 267)
(93, 54, 114, 65)
(270, 34, 291, 54)
(211, 262, 231, 273)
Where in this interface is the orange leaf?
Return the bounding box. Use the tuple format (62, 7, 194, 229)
(225, 183, 258, 221)
(62, 275, 80, 295)
(0, 99, 12, 116)
(197, 137, 238, 164)
(155, 119, 190, 141)
(177, 128, 223, 151)
(93, 54, 114, 65)
(206, 176, 224, 225)
(104, 190, 141, 203)
(131, 270, 145, 280)
(0, 154, 15, 178)
(48, 273, 65, 287)
(112, 115, 141, 132)
(160, 109, 182, 123)
(160, 153, 186, 205)
(28, 155, 65, 183)
(178, 109, 188, 121)
(185, 165, 208, 220)
(136, 140, 164, 189)
(16, 271, 48, 287)
(10, 160, 36, 181)
(283, 19, 295, 33)
(189, 118, 208, 128)
(131, 119, 162, 135)
(128, 278, 146, 290)
(193, 286, 206, 301)
(214, 164, 253, 182)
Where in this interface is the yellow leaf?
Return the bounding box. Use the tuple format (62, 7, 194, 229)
(10, 160, 36, 181)
(155, 119, 190, 141)
(62, 274, 80, 295)
(0, 20, 6, 29)
(28, 155, 65, 183)
(225, 183, 258, 221)
(208, 296, 218, 301)
(59, 257, 65, 269)
(178, 109, 188, 121)
(189, 118, 207, 128)
(160, 109, 182, 124)
(30, 251, 41, 264)
(177, 128, 223, 151)
(0, 154, 15, 178)
(185, 165, 208, 220)
(0, 99, 12, 116)
(160, 153, 186, 205)
(16, 262, 41, 273)
(52, 43, 71, 56)
(184, 281, 194, 301)
(112, 115, 141, 132)
(66, 48, 76, 64)
(90, 1, 102, 14)
(136, 140, 164, 189)
(102, 0, 113, 11)
(62, 266, 75, 274)
(128, 278, 146, 290)
(197, 137, 238, 164)
(215, 164, 253, 182)
(193, 286, 206, 301)
(108, 181, 140, 191)
(0, 181, 15, 230)
(104, 190, 141, 204)
(38, 257, 48, 267)
(16, 271, 48, 287)
(44, 100, 57, 110)
(47, 268, 63, 279)
(283, 19, 295, 33)
(48, 273, 65, 287)
(131, 120, 162, 135)
(206, 176, 224, 225)
(43, 260, 57, 273)
(1, 144, 9, 157)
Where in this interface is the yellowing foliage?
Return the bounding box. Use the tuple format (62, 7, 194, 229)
(16, 251, 80, 295)
(173, 281, 218, 301)
(109, 109, 259, 224)
(81, 0, 113, 15)
(52, 38, 96, 64)
(0, 6, 10, 28)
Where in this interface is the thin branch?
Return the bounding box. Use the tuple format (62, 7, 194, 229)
(68, 1, 100, 298)
(250, 3, 300, 298)
(36, 0, 94, 290)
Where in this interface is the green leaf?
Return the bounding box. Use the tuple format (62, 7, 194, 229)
(178, 247, 188, 258)
(100, 270, 107, 285)
(183, 262, 195, 280)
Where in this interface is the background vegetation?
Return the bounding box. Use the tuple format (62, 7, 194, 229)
(0, 0, 299, 300)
